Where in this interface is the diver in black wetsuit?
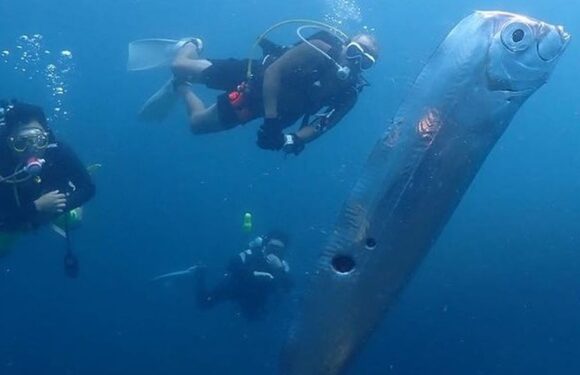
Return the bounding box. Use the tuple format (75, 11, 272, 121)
(194, 232, 293, 320)
(0, 100, 95, 233)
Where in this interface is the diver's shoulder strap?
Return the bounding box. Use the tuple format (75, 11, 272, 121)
(303, 30, 344, 59)
(259, 30, 344, 65)
(259, 38, 289, 59)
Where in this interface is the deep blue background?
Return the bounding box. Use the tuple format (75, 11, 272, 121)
(1, 0, 579, 374)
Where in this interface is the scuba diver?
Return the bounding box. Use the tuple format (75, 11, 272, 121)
(0, 100, 95, 270)
(129, 20, 379, 155)
(153, 232, 293, 320)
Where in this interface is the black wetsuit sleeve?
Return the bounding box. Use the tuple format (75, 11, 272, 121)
(0, 199, 38, 231)
(54, 142, 95, 211)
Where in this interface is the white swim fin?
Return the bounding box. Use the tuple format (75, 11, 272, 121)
(138, 79, 179, 122)
(127, 37, 203, 71)
(127, 38, 179, 71)
(152, 265, 200, 282)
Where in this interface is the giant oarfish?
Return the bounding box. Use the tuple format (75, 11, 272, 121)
(281, 11, 570, 375)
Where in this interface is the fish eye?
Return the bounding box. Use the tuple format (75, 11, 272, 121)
(501, 22, 533, 52)
(512, 29, 525, 43)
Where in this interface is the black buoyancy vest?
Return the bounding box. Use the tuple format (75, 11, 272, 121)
(258, 30, 366, 122)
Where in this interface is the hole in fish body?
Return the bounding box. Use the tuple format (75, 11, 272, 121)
(365, 238, 377, 250)
(331, 255, 356, 274)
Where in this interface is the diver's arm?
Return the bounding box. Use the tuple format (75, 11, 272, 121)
(55, 142, 95, 211)
(290, 93, 358, 149)
(262, 63, 282, 120)
(262, 39, 332, 120)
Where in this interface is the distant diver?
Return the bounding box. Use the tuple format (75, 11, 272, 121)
(128, 20, 379, 156)
(153, 232, 293, 320)
(0, 100, 96, 274)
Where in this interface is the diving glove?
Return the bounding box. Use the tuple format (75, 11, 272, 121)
(257, 118, 285, 150)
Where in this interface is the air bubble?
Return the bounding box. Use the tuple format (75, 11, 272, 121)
(1, 34, 75, 122)
(324, 0, 362, 27)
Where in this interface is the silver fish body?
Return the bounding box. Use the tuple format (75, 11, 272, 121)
(281, 11, 570, 375)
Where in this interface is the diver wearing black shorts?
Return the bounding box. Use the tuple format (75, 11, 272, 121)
(200, 58, 266, 128)
(140, 28, 379, 156)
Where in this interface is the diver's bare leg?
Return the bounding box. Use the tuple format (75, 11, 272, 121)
(171, 42, 211, 82)
(177, 85, 223, 134)
(179, 84, 205, 113)
(139, 41, 211, 123)
(172, 42, 234, 134)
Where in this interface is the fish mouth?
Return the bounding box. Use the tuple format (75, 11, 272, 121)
(538, 25, 571, 61)
(559, 26, 572, 42)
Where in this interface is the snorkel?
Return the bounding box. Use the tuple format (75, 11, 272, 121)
(246, 19, 351, 80)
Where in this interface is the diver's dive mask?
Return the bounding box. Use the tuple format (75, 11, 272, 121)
(8, 128, 50, 153)
(345, 41, 376, 71)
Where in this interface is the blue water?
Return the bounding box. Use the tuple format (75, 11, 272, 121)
(1, 0, 579, 374)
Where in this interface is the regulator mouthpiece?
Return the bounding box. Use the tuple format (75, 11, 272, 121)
(24, 157, 45, 176)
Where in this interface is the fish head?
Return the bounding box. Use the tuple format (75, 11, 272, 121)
(483, 11, 570, 93)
